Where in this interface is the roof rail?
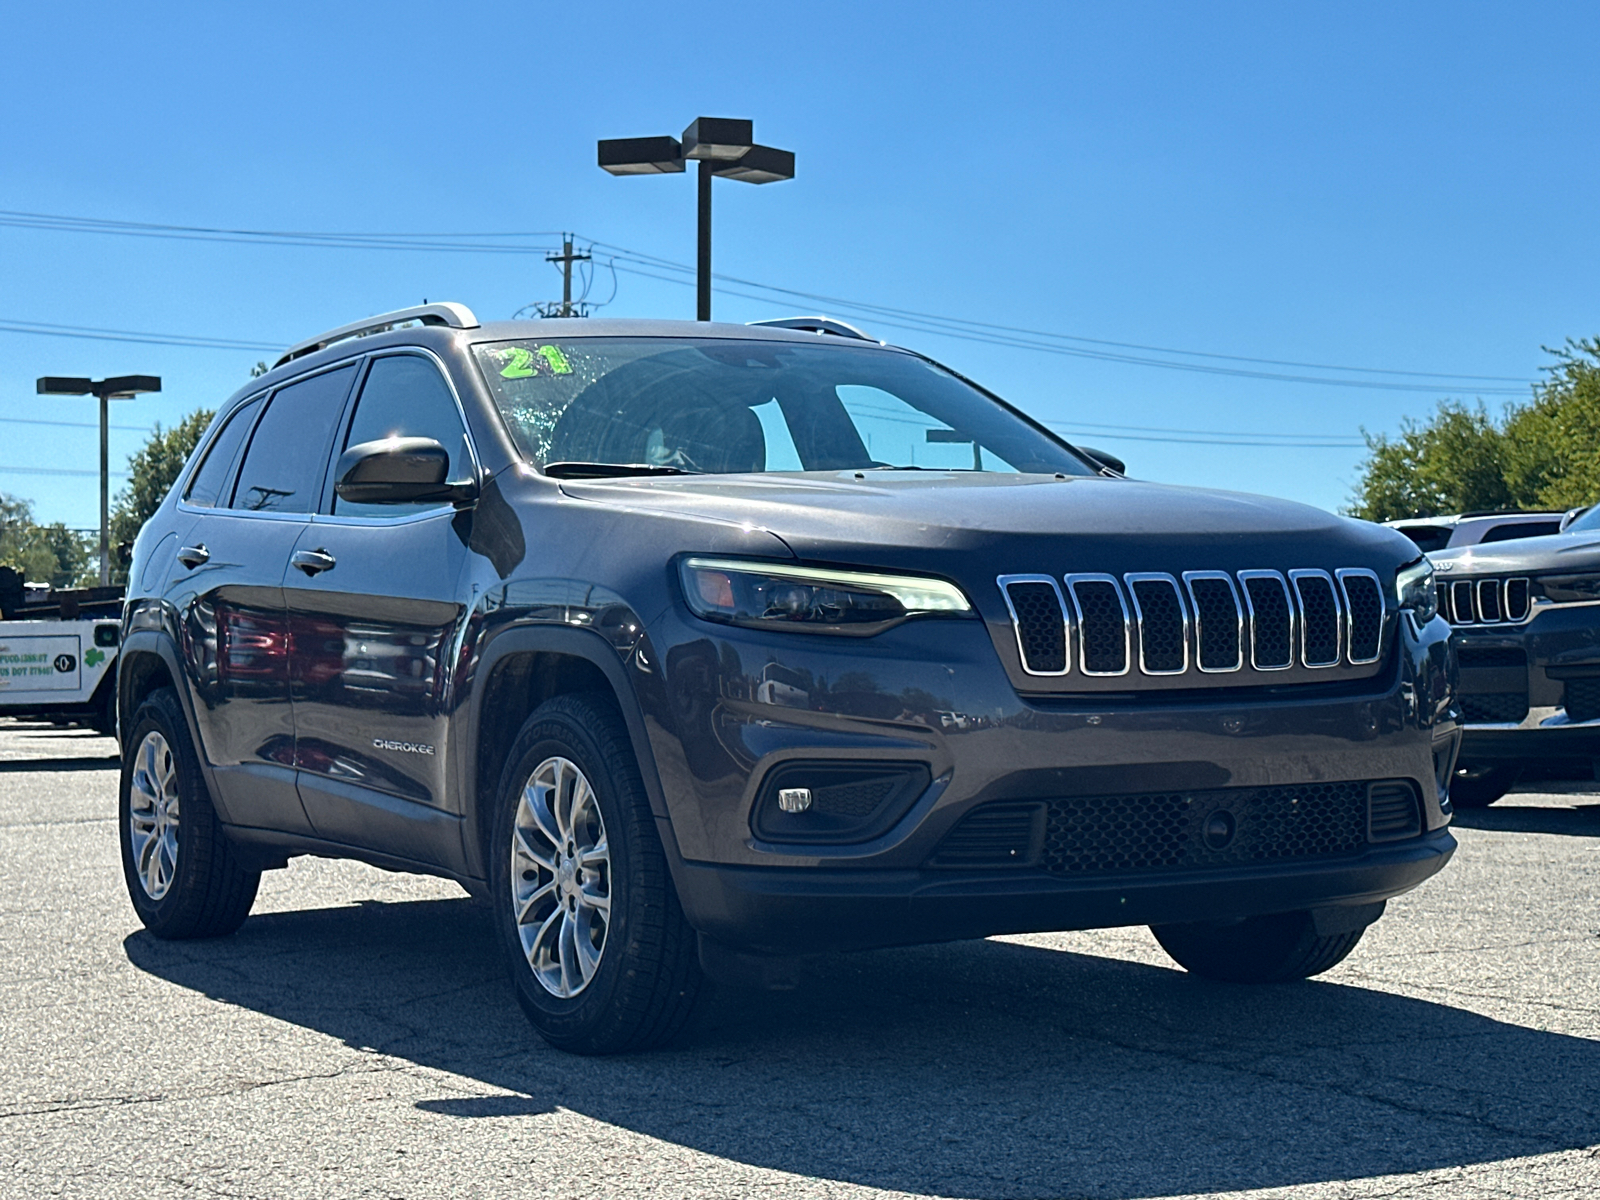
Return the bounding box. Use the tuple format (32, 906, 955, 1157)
(747, 316, 877, 342)
(274, 302, 480, 368)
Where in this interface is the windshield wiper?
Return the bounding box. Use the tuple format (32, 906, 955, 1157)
(543, 461, 697, 479)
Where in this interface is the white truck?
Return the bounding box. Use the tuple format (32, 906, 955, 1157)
(0, 572, 122, 736)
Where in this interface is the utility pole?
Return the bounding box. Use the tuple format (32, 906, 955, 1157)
(546, 235, 591, 317)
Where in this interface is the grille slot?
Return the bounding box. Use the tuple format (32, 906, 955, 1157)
(1125, 574, 1188, 675)
(1451, 580, 1476, 623)
(1505, 578, 1531, 621)
(1338, 569, 1385, 664)
(1184, 572, 1243, 672)
(1066, 575, 1130, 675)
(1367, 782, 1422, 842)
(929, 803, 1042, 866)
(1241, 571, 1294, 670)
(998, 576, 1069, 676)
(1564, 678, 1600, 724)
(1291, 570, 1341, 667)
(1460, 692, 1529, 724)
(1476, 580, 1502, 623)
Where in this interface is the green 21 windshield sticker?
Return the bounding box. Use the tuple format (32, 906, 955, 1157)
(498, 345, 573, 379)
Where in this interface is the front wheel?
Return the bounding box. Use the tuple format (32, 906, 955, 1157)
(489, 694, 703, 1055)
(1152, 910, 1368, 983)
(119, 688, 260, 938)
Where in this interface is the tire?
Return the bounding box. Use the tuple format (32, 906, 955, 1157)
(119, 688, 260, 939)
(1449, 763, 1520, 808)
(1151, 910, 1368, 983)
(488, 693, 703, 1055)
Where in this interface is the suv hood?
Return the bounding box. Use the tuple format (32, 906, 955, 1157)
(1430, 530, 1600, 576)
(559, 471, 1410, 572)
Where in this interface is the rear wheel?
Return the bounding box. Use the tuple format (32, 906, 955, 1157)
(1152, 910, 1367, 983)
(119, 688, 260, 938)
(489, 694, 703, 1054)
(1449, 763, 1520, 808)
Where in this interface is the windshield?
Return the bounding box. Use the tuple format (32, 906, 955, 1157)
(1565, 506, 1600, 534)
(471, 337, 1097, 476)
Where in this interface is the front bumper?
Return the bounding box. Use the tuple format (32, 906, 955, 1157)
(676, 827, 1456, 953)
(1453, 601, 1600, 765)
(644, 606, 1457, 949)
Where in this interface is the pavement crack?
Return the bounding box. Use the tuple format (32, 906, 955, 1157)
(0, 1056, 411, 1119)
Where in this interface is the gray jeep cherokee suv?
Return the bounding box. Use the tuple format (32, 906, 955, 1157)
(118, 304, 1459, 1053)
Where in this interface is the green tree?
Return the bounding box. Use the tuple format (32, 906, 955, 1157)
(1501, 338, 1600, 510)
(108, 410, 214, 582)
(1347, 338, 1600, 521)
(0, 495, 95, 589)
(1347, 401, 1515, 522)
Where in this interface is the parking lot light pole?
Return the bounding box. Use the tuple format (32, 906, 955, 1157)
(35, 374, 161, 586)
(598, 117, 795, 321)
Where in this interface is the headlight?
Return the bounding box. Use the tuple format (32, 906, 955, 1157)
(679, 557, 974, 635)
(1395, 557, 1438, 624)
(1534, 573, 1600, 604)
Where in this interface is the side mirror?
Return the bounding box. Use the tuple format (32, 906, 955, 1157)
(1560, 505, 1589, 532)
(1076, 445, 1126, 475)
(334, 437, 477, 506)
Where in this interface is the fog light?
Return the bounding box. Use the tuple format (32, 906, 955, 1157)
(777, 788, 812, 813)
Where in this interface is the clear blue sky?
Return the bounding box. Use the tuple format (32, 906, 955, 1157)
(4, 1, 1597, 529)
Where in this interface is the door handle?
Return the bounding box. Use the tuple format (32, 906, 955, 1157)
(290, 548, 337, 577)
(177, 544, 209, 569)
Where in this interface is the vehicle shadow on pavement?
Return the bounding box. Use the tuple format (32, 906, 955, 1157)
(1451, 804, 1600, 836)
(0, 756, 119, 772)
(125, 898, 1600, 1200)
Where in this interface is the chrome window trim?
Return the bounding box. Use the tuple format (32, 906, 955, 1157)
(1181, 570, 1244, 673)
(1335, 567, 1386, 666)
(1123, 572, 1190, 676)
(1064, 573, 1131, 677)
(996, 574, 1071, 677)
(1289, 569, 1343, 668)
(1450, 580, 1477, 624)
(1237, 569, 1294, 672)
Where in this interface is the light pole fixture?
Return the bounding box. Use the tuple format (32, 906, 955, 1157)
(35, 374, 161, 586)
(599, 117, 795, 321)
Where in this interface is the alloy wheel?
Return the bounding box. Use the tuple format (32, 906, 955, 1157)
(128, 731, 180, 901)
(510, 756, 612, 997)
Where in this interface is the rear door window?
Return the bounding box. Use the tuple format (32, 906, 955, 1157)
(229, 366, 357, 513)
(183, 397, 262, 508)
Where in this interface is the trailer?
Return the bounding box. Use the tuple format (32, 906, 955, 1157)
(0, 568, 122, 736)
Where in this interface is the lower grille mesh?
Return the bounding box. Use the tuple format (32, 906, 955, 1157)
(932, 781, 1405, 874)
(1564, 678, 1600, 724)
(1460, 692, 1530, 724)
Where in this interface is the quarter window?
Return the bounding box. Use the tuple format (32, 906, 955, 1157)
(183, 396, 262, 508)
(229, 366, 357, 513)
(333, 355, 474, 517)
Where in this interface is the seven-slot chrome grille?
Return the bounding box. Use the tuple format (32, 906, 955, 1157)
(1436, 576, 1531, 626)
(998, 568, 1388, 678)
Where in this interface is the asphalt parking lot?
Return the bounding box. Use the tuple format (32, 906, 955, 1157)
(1, 720, 1596, 1200)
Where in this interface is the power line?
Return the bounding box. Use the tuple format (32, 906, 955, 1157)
(0, 465, 128, 478)
(0, 209, 561, 256)
(604, 259, 1532, 395)
(2, 206, 1534, 392)
(0, 318, 280, 353)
